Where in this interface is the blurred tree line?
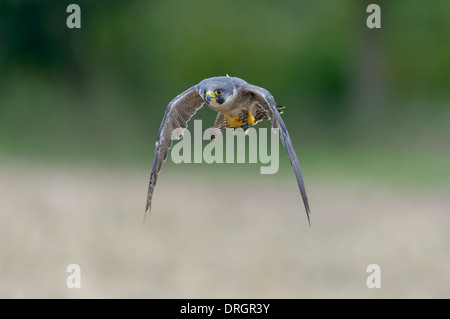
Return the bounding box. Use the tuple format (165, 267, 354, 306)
(0, 0, 449, 160)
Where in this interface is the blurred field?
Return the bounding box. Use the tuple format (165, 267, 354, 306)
(1, 160, 449, 298)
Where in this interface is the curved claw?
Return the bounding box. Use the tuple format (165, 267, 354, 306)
(247, 110, 255, 125)
(225, 112, 243, 127)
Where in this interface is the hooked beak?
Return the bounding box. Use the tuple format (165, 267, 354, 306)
(205, 90, 216, 103)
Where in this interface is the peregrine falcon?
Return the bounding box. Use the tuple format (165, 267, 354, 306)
(146, 75, 311, 224)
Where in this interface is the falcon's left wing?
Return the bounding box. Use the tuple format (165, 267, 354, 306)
(241, 83, 311, 225)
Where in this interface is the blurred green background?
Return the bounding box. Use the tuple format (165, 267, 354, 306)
(1, 0, 449, 176)
(1, 0, 449, 298)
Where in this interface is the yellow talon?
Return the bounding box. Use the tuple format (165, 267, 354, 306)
(225, 112, 243, 127)
(247, 110, 255, 125)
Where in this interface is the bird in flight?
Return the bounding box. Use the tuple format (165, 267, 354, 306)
(145, 75, 311, 224)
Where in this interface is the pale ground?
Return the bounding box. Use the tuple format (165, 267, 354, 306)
(0, 161, 449, 298)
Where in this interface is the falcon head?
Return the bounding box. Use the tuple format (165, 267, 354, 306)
(198, 76, 236, 108)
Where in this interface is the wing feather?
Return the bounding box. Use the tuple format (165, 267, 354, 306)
(145, 86, 204, 219)
(242, 83, 311, 225)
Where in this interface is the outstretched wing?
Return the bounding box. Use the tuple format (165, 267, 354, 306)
(145, 86, 204, 219)
(242, 83, 311, 225)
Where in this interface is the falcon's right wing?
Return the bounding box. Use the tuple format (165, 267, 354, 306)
(145, 86, 204, 219)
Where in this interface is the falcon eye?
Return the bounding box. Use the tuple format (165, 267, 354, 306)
(215, 89, 222, 95)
